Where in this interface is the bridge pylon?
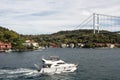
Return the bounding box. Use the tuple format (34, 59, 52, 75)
(74, 13, 120, 34)
(93, 13, 100, 34)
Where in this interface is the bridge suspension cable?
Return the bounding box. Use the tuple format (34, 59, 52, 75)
(74, 14, 93, 30)
(75, 13, 120, 34)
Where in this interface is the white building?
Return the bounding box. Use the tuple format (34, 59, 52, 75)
(23, 40, 39, 48)
(107, 44, 115, 48)
(78, 43, 85, 47)
(61, 44, 67, 48)
(70, 43, 74, 48)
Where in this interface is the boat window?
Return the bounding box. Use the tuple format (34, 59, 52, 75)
(43, 64, 51, 68)
(47, 64, 51, 68)
(57, 62, 65, 64)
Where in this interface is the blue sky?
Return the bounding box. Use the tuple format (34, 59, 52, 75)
(0, 0, 120, 34)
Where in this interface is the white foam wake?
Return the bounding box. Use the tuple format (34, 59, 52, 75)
(0, 68, 39, 78)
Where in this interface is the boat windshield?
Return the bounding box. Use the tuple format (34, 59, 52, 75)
(50, 56, 60, 61)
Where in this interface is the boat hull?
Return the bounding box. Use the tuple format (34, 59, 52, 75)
(39, 64, 77, 74)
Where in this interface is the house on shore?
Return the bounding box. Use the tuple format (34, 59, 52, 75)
(0, 42, 12, 51)
(78, 43, 85, 48)
(23, 40, 39, 49)
(49, 43, 57, 48)
(61, 44, 66, 48)
(106, 43, 115, 48)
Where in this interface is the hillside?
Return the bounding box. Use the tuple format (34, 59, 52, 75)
(0, 26, 26, 50)
(25, 29, 120, 48)
(1, 26, 120, 49)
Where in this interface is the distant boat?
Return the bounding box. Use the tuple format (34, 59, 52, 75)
(34, 56, 78, 74)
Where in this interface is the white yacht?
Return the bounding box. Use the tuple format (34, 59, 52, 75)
(34, 56, 78, 74)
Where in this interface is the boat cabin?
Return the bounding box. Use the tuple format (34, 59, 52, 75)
(41, 56, 65, 68)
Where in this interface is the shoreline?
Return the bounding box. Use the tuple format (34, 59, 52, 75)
(0, 47, 119, 53)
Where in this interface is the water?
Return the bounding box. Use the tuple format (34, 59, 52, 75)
(0, 48, 120, 80)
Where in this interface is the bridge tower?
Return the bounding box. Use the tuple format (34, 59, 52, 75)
(74, 13, 120, 34)
(93, 13, 100, 34)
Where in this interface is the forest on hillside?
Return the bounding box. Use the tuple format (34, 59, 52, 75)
(0, 26, 26, 50)
(25, 30, 120, 48)
(1, 26, 120, 49)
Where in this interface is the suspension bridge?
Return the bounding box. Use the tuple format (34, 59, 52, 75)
(74, 13, 120, 34)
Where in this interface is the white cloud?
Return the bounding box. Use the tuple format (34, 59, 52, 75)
(0, 0, 120, 34)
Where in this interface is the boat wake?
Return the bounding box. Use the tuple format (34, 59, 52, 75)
(0, 68, 40, 79)
(0, 68, 76, 80)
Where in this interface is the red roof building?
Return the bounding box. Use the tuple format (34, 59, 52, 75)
(0, 42, 12, 50)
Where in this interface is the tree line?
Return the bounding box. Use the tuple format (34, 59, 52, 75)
(24, 29, 120, 48)
(0, 26, 26, 50)
(1, 26, 120, 49)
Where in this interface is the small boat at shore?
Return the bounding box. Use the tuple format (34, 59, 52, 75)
(34, 56, 78, 74)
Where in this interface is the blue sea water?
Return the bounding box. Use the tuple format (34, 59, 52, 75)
(0, 48, 120, 80)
